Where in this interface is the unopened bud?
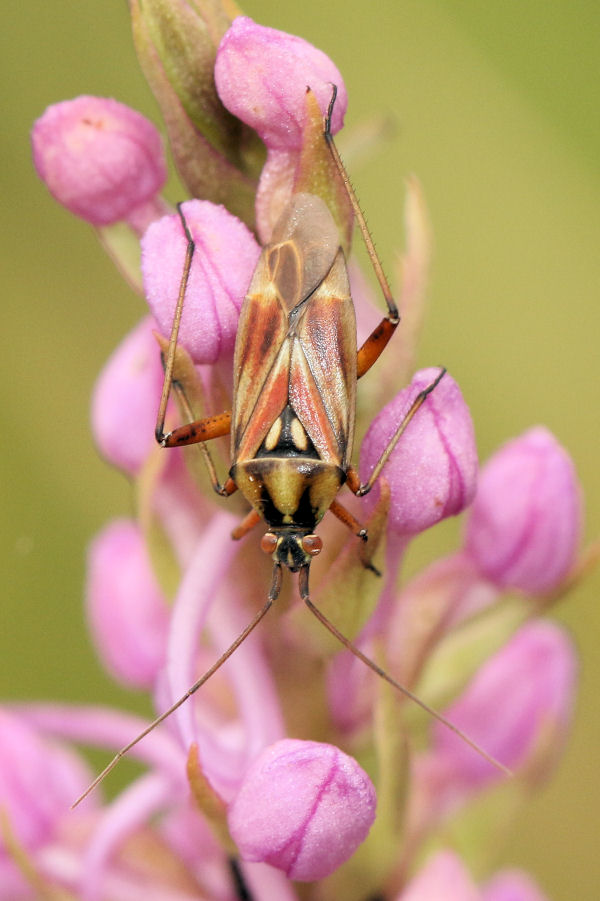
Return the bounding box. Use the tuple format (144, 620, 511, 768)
(465, 427, 581, 594)
(142, 200, 260, 364)
(32, 96, 166, 226)
(228, 739, 376, 881)
(360, 369, 477, 537)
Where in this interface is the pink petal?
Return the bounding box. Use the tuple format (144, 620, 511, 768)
(80, 772, 176, 901)
(398, 850, 480, 901)
(91, 316, 164, 475)
(482, 869, 549, 901)
(86, 520, 169, 688)
(0, 709, 95, 852)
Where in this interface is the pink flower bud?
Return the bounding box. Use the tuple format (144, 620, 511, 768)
(482, 869, 549, 901)
(31, 96, 167, 225)
(86, 519, 169, 688)
(464, 427, 581, 595)
(215, 17, 346, 152)
(91, 317, 164, 475)
(432, 621, 577, 790)
(397, 850, 479, 901)
(360, 369, 477, 536)
(142, 200, 260, 364)
(227, 739, 376, 881)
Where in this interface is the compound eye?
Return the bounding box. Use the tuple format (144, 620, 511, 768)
(301, 534, 323, 557)
(260, 532, 278, 555)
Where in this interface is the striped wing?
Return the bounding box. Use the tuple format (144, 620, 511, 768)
(232, 194, 356, 467)
(288, 250, 356, 467)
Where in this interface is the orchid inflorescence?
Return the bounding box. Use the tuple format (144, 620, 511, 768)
(14, 5, 588, 900)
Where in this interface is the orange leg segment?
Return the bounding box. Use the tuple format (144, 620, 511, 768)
(231, 508, 262, 541)
(356, 318, 398, 379)
(160, 411, 232, 448)
(329, 498, 367, 539)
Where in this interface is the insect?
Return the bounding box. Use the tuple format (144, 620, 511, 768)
(74, 87, 508, 806)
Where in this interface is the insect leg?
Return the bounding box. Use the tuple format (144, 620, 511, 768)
(298, 566, 511, 777)
(154, 204, 235, 497)
(346, 368, 447, 497)
(329, 499, 367, 541)
(231, 508, 262, 541)
(155, 203, 196, 444)
(328, 500, 381, 576)
(356, 319, 399, 378)
(228, 858, 255, 901)
(161, 410, 232, 448)
(324, 86, 400, 364)
(163, 386, 236, 498)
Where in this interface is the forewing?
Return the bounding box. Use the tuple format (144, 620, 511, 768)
(232, 194, 346, 463)
(289, 249, 357, 467)
(231, 252, 289, 460)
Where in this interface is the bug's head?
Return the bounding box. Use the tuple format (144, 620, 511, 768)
(260, 530, 322, 573)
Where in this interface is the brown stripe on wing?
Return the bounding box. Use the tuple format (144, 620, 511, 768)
(232, 335, 292, 462)
(289, 250, 357, 468)
(232, 255, 288, 456)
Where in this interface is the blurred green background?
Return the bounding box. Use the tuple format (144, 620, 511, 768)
(3, 0, 599, 897)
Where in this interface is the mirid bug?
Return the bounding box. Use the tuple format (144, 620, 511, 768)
(74, 87, 508, 806)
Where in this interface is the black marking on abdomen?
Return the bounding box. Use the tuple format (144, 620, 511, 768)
(257, 404, 319, 460)
(259, 482, 319, 531)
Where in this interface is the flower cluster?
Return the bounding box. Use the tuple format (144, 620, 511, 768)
(17, 5, 587, 900)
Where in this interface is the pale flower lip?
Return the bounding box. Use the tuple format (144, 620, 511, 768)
(158, 513, 286, 800)
(31, 95, 167, 225)
(0, 709, 99, 835)
(0, 709, 98, 897)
